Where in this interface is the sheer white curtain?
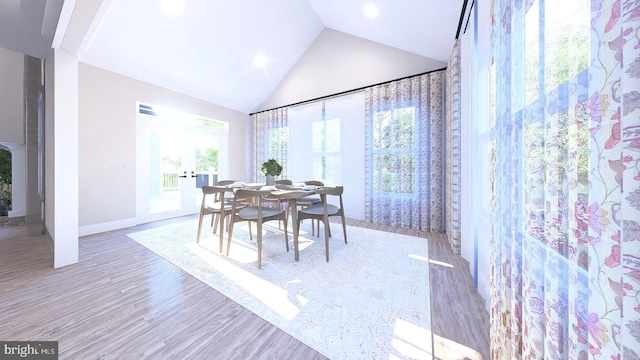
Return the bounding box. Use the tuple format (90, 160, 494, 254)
(287, 92, 366, 220)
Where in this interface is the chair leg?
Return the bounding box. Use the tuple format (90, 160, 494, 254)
(323, 219, 330, 262)
(283, 214, 289, 252)
(257, 222, 263, 269)
(196, 212, 205, 244)
(226, 219, 235, 256)
(286, 205, 291, 227)
(219, 214, 226, 253)
(341, 214, 347, 244)
(278, 201, 287, 229)
(212, 213, 218, 232)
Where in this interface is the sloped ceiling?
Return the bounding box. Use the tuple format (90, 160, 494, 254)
(1, 0, 464, 113)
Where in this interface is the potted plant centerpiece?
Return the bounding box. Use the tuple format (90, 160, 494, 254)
(260, 159, 282, 186)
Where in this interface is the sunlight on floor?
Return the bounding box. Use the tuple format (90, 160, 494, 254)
(185, 242, 301, 320)
(409, 253, 429, 262)
(433, 334, 482, 360)
(390, 319, 433, 359)
(428, 259, 454, 268)
(128, 218, 433, 358)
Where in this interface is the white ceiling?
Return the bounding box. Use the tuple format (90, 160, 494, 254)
(1, 0, 464, 113)
(0, 0, 64, 59)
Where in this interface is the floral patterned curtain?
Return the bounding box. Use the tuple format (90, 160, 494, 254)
(364, 71, 446, 231)
(446, 39, 463, 253)
(490, 0, 640, 358)
(252, 108, 288, 183)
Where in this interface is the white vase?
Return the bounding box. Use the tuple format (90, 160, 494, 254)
(265, 175, 275, 186)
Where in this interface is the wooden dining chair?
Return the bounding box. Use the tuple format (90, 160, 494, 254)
(227, 188, 289, 269)
(261, 179, 293, 228)
(196, 186, 250, 253)
(212, 179, 238, 232)
(296, 180, 323, 235)
(297, 186, 347, 262)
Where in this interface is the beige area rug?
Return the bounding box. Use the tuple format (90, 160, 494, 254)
(127, 218, 432, 359)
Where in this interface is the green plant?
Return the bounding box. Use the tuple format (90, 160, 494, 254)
(0, 149, 11, 186)
(0, 186, 10, 200)
(260, 159, 282, 176)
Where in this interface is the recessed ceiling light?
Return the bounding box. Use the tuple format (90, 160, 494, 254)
(363, 4, 378, 19)
(159, 0, 184, 15)
(253, 54, 268, 68)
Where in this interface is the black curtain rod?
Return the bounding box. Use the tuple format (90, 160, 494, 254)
(249, 66, 447, 116)
(455, 0, 470, 39)
(463, 0, 475, 36)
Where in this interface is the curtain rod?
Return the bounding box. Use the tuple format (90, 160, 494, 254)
(456, 0, 471, 39)
(249, 67, 447, 116)
(463, 0, 475, 36)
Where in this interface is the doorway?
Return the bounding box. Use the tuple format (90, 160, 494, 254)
(136, 104, 228, 223)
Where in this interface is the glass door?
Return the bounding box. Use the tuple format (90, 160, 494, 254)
(136, 105, 228, 223)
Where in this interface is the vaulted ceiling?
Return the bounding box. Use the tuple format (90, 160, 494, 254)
(0, 0, 464, 113)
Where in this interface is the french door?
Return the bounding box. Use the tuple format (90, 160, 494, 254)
(136, 106, 228, 223)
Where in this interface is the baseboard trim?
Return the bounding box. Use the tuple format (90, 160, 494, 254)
(79, 218, 138, 236)
(44, 224, 53, 250)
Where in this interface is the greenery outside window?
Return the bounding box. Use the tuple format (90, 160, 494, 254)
(371, 106, 417, 195)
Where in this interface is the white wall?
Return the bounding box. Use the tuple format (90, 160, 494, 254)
(44, 50, 56, 240)
(7, 145, 26, 217)
(0, 47, 24, 144)
(52, 49, 79, 268)
(78, 63, 250, 232)
(258, 29, 446, 112)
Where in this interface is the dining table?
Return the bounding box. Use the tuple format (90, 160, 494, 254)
(221, 182, 318, 261)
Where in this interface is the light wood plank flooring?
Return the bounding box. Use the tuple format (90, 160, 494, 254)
(0, 216, 489, 359)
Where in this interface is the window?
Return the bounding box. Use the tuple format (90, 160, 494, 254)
(518, 0, 590, 260)
(371, 107, 417, 194)
(286, 92, 366, 220)
(311, 118, 340, 183)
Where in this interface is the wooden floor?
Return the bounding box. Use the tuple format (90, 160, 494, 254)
(0, 216, 489, 359)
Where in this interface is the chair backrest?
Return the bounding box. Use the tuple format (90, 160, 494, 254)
(315, 186, 344, 210)
(232, 188, 272, 202)
(272, 189, 311, 199)
(200, 186, 229, 208)
(201, 185, 228, 195)
(275, 179, 293, 185)
(216, 179, 237, 186)
(304, 180, 324, 186)
(315, 186, 343, 196)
